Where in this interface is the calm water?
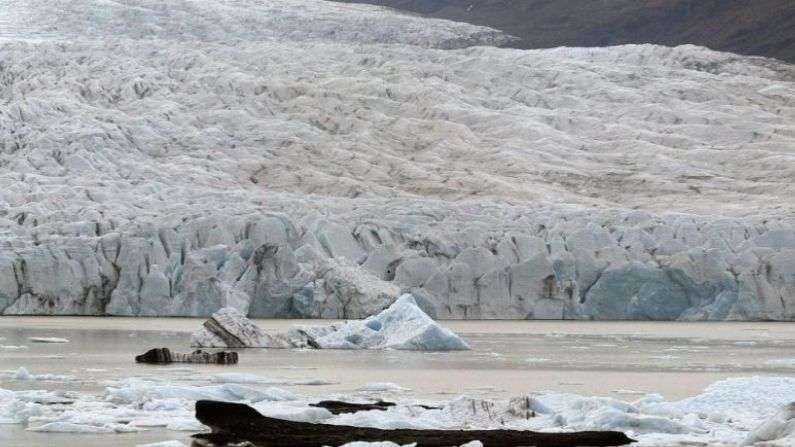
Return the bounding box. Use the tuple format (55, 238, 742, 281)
(1, 317, 794, 446)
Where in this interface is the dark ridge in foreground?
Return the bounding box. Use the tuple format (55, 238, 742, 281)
(331, 0, 795, 63)
(192, 400, 636, 446)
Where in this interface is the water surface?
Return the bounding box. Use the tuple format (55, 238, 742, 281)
(1, 318, 794, 446)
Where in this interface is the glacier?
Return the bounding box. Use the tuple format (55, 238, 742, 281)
(0, 0, 794, 319)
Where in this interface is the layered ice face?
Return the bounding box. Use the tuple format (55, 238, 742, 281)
(0, 0, 793, 319)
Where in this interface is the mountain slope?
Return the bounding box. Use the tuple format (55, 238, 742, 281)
(332, 0, 795, 63)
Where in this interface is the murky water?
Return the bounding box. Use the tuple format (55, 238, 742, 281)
(1, 317, 794, 446)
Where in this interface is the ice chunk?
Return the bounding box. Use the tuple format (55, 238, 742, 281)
(252, 401, 334, 423)
(0, 389, 43, 424)
(136, 442, 187, 447)
(307, 295, 470, 351)
(192, 295, 469, 351)
(27, 421, 138, 433)
(191, 307, 290, 348)
(583, 406, 695, 434)
(12, 367, 34, 381)
(2, 367, 75, 382)
(210, 373, 334, 386)
(106, 379, 299, 404)
(673, 376, 795, 420)
(743, 403, 795, 446)
(357, 383, 410, 392)
(165, 418, 206, 431)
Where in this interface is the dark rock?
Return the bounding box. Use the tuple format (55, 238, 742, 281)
(135, 348, 238, 365)
(192, 399, 636, 447)
(310, 400, 397, 414)
(309, 399, 441, 415)
(331, 0, 795, 63)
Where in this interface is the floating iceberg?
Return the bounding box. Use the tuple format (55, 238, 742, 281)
(190, 307, 281, 348)
(192, 295, 470, 351)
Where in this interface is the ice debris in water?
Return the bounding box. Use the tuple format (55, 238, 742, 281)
(1, 367, 75, 382)
(210, 373, 335, 386)
(0, 376, 793, 444)
(357, 383, 411, 392)
(192, 294, 470, 351)
(105, 378, 299, 404)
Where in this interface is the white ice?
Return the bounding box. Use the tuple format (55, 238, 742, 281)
(1, 367, 75, 382)
(1, 376, 795, 444)
(298, 295, 470, 351)
(193, 295, 470, 351)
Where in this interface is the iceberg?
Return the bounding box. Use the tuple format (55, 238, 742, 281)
(190, 307, 274, 348)
(191, 295, 470, 351)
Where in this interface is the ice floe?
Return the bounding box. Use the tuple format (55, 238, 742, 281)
(0, 376, 794, 445)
